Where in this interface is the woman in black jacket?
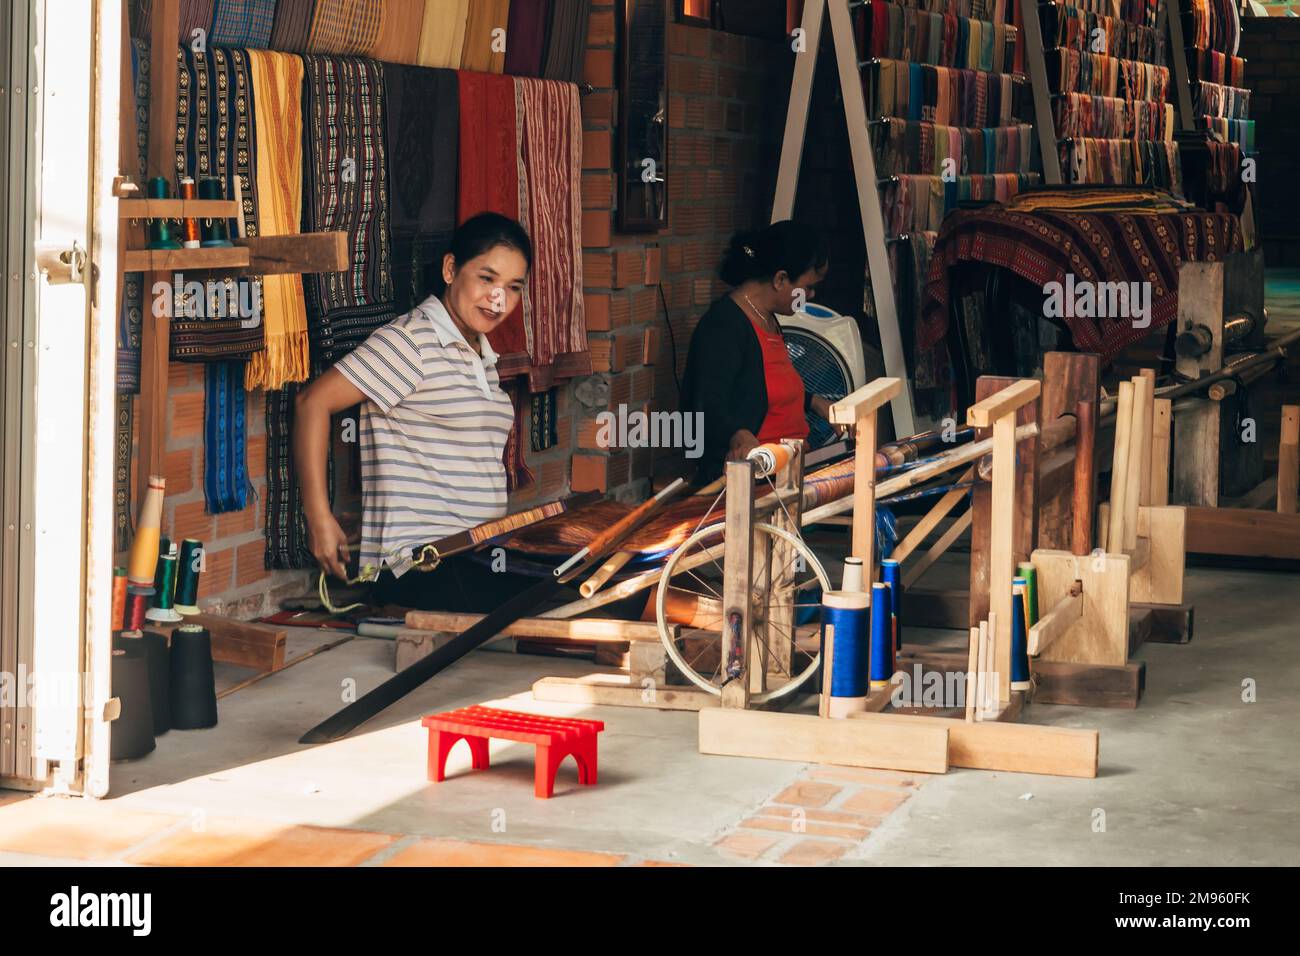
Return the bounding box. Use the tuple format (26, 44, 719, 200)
(683, 221, 844, 483)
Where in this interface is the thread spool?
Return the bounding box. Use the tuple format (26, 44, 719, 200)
(841, 556, 864, 592)
(170, 624, 218, 729)
(175, 538, 203, 615)
(111, 568, 128, 632)
(145, 176, 181, 250)
(124, 588, 150, 632)
(178, 176, 201, 248)
(746, 442, 793, 478)
(198, 176, 233, 247)
(127, 475, 165, 592)
(140, 631, 172, 735)
(869, 582, 893, 691)
(110, 640, 156, 761)
(1017, 562, 1039, 627)
(822, 590, 870, 718)
(881, 558, 902, 650)
(1010, 586, 1031, 690)
(146, 545, 183, 623)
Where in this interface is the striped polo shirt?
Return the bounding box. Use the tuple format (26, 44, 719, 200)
(334, 295, 514, 578)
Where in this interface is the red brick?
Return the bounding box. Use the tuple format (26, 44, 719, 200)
(615, 329, 643, 370)
(571, 453, 609, 493)
(583, 251, 614, 288)
(215, 505, 256, 539)
(235, 539, 267, 588)
(808, 766, 926, 788)
(613, 249, 643, 289)
(778, 840, 850, 866)
(170, 391, 204, 440)
(539, 459, 567, 497)
(757, 806, 879, 827)
(582, 172, 613, 210)
(642, 327, 661, 366)
(585, 293, 612, 331)
(577, 417, 607, 451)
(632, 288, 658, 325)
(583, 49, 614, 88)
(197, 545, 234, 599)
(582, 210, 611, 248)
(163, 448, 194, 497)
(582, 129, 611, 170)
(667, 24, 692, 56)
(609, 371, 633, 409)
(607, 450, 630, 488)
(609, 293, 632, 328)
(171, 499, 215, 543)
(581, 89, 615, 127)
(588, 336, 618, 373)
(168, 361, 194, 389)
(586, 8, 615, 46)
(244, 434, 267, 477)
(668, 94, 686, 129)
(644, 247, 663, 286)
(664, 244, 685, 272)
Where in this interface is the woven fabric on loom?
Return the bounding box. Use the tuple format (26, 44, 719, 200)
(269, 0, 316, 52)
(457, 70, 530, 377)
(364, 0, 424, 65)
(516, 76, 590, 387)
(461, 0, 510, 73)
(300, 54, 395, 370)
(305, 0, 383, 55)
(417, 0, 469, 68)
(209, 0, 276, 47)
(919, 188, 1244, 365)
(245, 50, 309, 389)
(382, 63, 459, 315)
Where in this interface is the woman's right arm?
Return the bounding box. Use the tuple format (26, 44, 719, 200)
(293, 368, 367, 580)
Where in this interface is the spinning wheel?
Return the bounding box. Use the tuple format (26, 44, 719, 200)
(654, 520, 831, 704)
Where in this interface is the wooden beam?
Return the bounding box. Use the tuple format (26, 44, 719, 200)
(902, 510, 972, 589)
(891, 469, 972, 564)
(848, 712, 1097, 778)
(1279, 405, 1299, 515)
(1028, 591, 1083, 657)
(1185, 505, 1300, 560)
(829, 377, 903, 425)
(235, 232, 349, 276)
(1151, 397, 1172, 506)
(403, 611, 664, 643)
(966, 379, 1040, 427)
(122, 246, 251, 272)
(898, 646, 1144, 709)
(532, 675, 717, 711)
(851, 403, 878, 583)
(119, 198, 238, 219)
(721, 460, 755, 707)
(699, 708, 949, 774)
(1108, 381, 1135, 551)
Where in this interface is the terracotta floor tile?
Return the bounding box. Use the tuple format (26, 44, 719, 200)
(714, 830, 783, 859)
(757, 805, 881, 827)
(125, 819, 394, 867)
(0, 798, 180, 861)
(772, 780, 841, 808)
(738, 815, 866, 841)
(808, 766, 926, 788)
(382, 838, 624, 867)
(840, 787, 911, 816)
(778, 839, 850, 866)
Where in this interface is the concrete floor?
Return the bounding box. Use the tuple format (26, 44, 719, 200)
(1, 554, 1297, 866)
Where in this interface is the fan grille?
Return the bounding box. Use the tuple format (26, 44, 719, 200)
(783, 329, 851, 449)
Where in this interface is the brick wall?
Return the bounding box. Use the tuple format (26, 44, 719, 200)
(1238, 18, 1300, 266)
(148, 4, 794, 611)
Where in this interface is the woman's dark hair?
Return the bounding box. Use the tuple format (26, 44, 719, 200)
(447, 212, 534, 271)
(717, 220, 828, 288)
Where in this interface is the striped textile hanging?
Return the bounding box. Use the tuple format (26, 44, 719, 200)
(203, 361, 249, 513)
(305, 0, 383, 55)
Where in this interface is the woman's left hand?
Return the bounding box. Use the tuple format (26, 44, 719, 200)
(812, 394, 851, 439)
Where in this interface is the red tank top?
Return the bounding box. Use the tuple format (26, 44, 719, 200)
(750, 317, 810, 445)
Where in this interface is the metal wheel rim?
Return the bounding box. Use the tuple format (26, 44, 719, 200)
(655, 520, 830, 703)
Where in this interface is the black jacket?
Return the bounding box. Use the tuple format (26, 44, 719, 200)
(682, 296, 812, 483)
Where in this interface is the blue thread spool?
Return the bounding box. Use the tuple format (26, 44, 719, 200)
(822, 590, 870, 718)
(869, 582, 893, 691)
(881, 558, 902, 650)
(1011, 585, 1031, 690)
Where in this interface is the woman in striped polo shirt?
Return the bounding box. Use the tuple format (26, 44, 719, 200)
(293, 213, 532, 611)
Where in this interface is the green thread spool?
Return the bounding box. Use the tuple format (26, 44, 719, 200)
(146, 177, 183, 250)
(175, 538, 203, 616)
(146, 545, 182, 623)
(146, 176, 170, 199)
(197, 176, 233, 247)
(1017, 562, 1039, 627)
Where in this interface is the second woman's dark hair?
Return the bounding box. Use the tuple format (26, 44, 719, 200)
(447, 212, 534, 270)
(717, 220, 828, 288)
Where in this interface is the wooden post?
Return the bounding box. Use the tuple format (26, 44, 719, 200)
(766, 440, 804, 681)
(1108, 381, 1135, 553)
(1280, 406, 1299, 515)
(967, 379, 1040, 703)
(721, 460, 755, 709)
(831, 378, 903, 594)
(1072, 399, 1096, 556)
(1137, 370, 1156, 507)
(1150, 398, 1172, 506)
(1126, 376, 1150, 551)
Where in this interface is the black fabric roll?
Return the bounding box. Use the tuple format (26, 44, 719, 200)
(170, 625, 218, 730)
(110, 643, 156, 761)
(140, 630, 172, 735)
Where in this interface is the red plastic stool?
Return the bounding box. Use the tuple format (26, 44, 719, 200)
(421, 706, 605, 799)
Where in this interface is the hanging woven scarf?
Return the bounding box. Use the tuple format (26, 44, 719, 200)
(383, 63, 459, 314)
(264, 383, 317, 569)
(505, 0, 552, 77)
(366, 0, 425, 64)
(516, 76, 590, 388)
(210, 0, 276, 47)
(542, 0, 591, 84)
(300, 54, 395, 372)
(530, 389, 559, 452)
(461, 0, 510, 73)
(245, 50, 309, 389)
(118, 38, 150, 395)
(417, 0, 469, 68)
(204, 361, 249, 513)
(305, 0, 383, 55)
(269, 0, 316, 52)
(178, 0, 216, 43)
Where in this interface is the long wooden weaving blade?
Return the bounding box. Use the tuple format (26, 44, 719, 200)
(298, 577, 561, 744)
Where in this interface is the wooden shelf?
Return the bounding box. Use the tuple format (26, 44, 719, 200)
(119, 198, 238, 219)
(122, 246, 250, 272)
(235, 232, 348, 276)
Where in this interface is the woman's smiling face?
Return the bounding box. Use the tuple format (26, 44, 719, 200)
(442, 243, 530, 337)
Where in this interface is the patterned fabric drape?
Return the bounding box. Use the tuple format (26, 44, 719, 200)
(460, 0, 510, 73)
(416, 0, 469, 68)
(269, 0, 317, 51)
(305, 0, 383, 55)
(366, 0, 425, 64)
(204, 361, 249, 513)
(210, 0, 277, 48)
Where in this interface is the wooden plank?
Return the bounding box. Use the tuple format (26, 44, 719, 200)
(1185, 505, 1300, 559)
(902, 510, 972, 589)
(1125, 376, 1150, 549)
(848, 712, 1097, 778)
(403, 611, 663, 642)
(532, 675, 717, 711)
(1108, 381, 1135, 551)
(1151, 398, 1172, 506)
(122, 246, 251, 272)
(1132, 506, 1185, 605)
(1030, 549, 1130, 666)
(966, 379, 1040, 427)
(829, 377, 903, 424)
(1173, 398, 1220, 507)
(1279, 405, 1299, 515)
(698, 708, 949, 774)
(1027, 591, 1082, 657)
(766, 442, 803, 679)
(119, 198, 238, 219)
(721, 460, 755, 707)
(234, 232, 349, 276)
(1137, 370, 1156, 507)
(898, 647, 1144, 709)
(851, 407, 878, 582)
(989, 412, 1017, 701)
